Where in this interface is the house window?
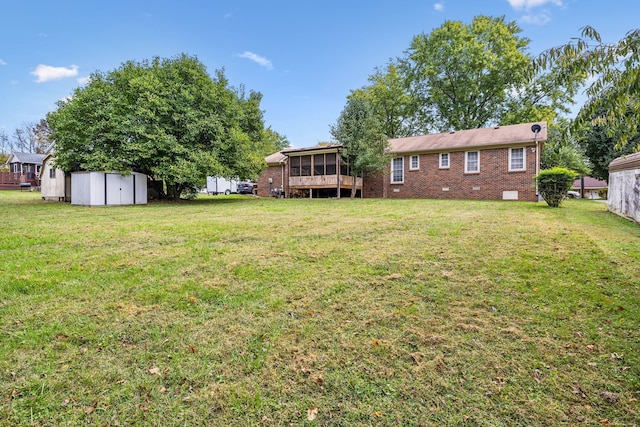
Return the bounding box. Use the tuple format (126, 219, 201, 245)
(314, 154, 325, 175)
(410, 155, 419, 170)
(49, 168, 56, 179)
(325, 153, 336, 175)
(465, 151, 480, 173)
(509, 147, 526, 171)
(391, 157, 404, 183)
(301, 155, 312, 176)
(290, 156, 301, 176)
(439, 153, 450, 169)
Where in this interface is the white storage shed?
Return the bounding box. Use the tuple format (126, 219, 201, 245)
(608, 152, 640, 223)
(71, 171, 148, 206)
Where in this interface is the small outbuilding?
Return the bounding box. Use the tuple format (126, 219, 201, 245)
(608, 152, 640, 223)
(39, 148, 70, 202)
(71, 171, 147, 206)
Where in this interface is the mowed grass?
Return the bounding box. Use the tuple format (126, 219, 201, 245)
(1, 191, 638, 426)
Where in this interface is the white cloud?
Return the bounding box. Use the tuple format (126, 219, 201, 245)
(31, 64, 79, 83)
(520, 11, 552, 25)
(77, 76, 91, 85)
(434, 2, 445, 11)
(507, 0, 562, 10)
(236, 51, 273, 70)
(0, 59, 6, 66)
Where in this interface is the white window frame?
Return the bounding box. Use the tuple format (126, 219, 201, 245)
(439, 153, 450, 169)
(391, 157, 404, 183)
(465, 151, 480, 174)
(409, 155, 420, 171)
(509, 147, 526, 171)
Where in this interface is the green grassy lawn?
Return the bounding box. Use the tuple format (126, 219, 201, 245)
(1, 191, 638, 426)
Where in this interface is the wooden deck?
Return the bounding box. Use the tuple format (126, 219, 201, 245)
(0, 172, 40, 190)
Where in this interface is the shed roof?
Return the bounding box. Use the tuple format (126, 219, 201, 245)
(389, 122, 547, 154)
(609, 151, 640, 172)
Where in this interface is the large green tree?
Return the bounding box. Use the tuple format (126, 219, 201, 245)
(353, 16, 580, 136)
(578, 119, 637, 182)
(349, 62, 423, 138)
(402, 15, 531, 132)
(537, 26, 640, 149)
(330, 97, 389, 197)
(48, 54, 279, 199)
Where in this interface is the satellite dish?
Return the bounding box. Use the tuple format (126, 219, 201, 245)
(531, 124, 542, 134)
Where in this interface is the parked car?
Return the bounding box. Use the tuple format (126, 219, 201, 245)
(237, 181, 256, 194)
(567, 191, 581, 198)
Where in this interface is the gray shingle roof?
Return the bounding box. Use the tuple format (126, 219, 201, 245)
(9, 152, 46, 165)
(389, 122, 547, 154)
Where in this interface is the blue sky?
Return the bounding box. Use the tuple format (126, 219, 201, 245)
(1, 0, 638, 148)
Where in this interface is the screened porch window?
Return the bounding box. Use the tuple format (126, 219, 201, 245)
(314, 154, 325, 175)
(290, 156, 301, 176)
(325, 153, 336, 175)
(301, 155, 311, 176)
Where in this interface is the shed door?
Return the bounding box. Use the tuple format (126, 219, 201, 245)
(106, 173, 134, 205)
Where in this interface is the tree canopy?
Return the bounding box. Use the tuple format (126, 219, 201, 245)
(541, 120, 591, 176)
(403, 15, 531, 131)
(536, 26, 640, 150)
(578, 116, 637, 182)
(330, 97, 389, 197)
(350, 16, 582, 137)
(47, 54, 287, 199)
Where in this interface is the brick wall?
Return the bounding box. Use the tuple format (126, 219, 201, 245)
(379, 145, 539, 201)
(257, 164, 287, 197)
(363, 173, 384, 198)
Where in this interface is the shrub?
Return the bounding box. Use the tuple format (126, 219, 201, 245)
(597, 188, 608, 199)
(535, 167, 578, 207)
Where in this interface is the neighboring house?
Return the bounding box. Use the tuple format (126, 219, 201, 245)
(258, 122, 546, 201)
(1, 152, 46, 189)
(39, 146, 71, 201)
(608, 151, 640, 223)
(71, 171, 148, 206)
(572, 177, 608, 199)
(257, 145, 362, 198)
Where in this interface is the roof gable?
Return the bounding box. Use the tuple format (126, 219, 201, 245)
(389, 122, 547, 154)
(265, 151, 287, 165)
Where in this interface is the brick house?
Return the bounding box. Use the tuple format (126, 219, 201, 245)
(258, 122, 547, 201)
